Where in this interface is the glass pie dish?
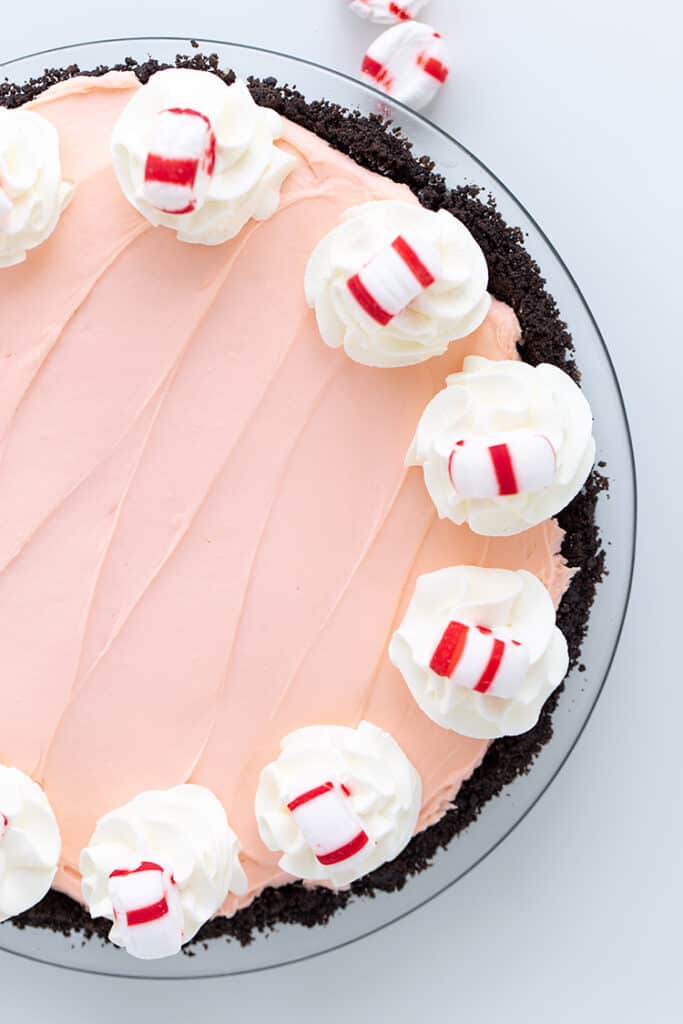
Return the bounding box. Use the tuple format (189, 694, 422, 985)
(0, 37, 636, 980)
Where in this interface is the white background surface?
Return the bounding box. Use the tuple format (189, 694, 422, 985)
(0, 1, 679, 1020)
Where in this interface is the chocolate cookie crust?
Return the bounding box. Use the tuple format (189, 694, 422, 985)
(2, 53, 605, 950)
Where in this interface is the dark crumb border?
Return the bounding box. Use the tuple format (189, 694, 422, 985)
(4, 54, 606, 951)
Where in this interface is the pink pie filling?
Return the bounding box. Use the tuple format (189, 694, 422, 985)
(0, 74, 573, 915)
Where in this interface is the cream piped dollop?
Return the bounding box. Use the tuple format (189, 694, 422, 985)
(0, 108, 73, 268)
(304, 200, 490, 367)
(255, 722, 421, 886)
(0, 765, 61, 921)
(390, 566, 569, 739)
(111, 68, 295, 245)
(407, 355, 596, 535)
(80, 785, 247, 953)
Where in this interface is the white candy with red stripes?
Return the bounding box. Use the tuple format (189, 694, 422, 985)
(0, 765, 61, 922)
(305, 200, 490, 368)
(108, 861, 184, 960)
(428, 621, 530, 699)
(255, 722, 421, 886)
(81, 785, 247, 959)
(389, 566, 569, 739)
(407, 355, 596, 536)
(286, 781, 375, 870)
(346, 0, 429, 24)
(361, 21, 449, 110)
(112, 68, 296, 246)
(142, 107, 216, 216)
(347, 231, 441, 326)
(448, 431, 557, 500)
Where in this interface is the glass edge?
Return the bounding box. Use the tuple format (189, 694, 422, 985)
(0, 35, 638, 981)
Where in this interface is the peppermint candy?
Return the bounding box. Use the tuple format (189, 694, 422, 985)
(430, 621, 530, 699)
(449, 432, 558, 499)
(346, 0, 429, 24)
(108, 861, 184, 961)
(287, 781, 375, 868)
(347, 232, 441, 325)
(361, 21, 449, 110)
(0, 811, 7, 839)
(142, 107, 216, 216)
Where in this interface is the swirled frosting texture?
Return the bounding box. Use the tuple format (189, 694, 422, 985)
(255, 722, 421, 885)
(0, 108, 73, 267)
(390, 567, 569, 738)
(0, 73, 574, 916)
(408, 356, 596, 535)
(0, 765, 61, 920)
(304, 200, 490, 367)
(80, 785, 247, 944)
(111, 68, 295, 245)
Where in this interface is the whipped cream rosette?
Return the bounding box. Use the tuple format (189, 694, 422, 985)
(80, 785, 247, 959)
(255, 722, 421, 886)
(305, 200, 490, 367)
(407, 355, 596, 536)
(390, 566, 569, 739)
(0, 765, 61, 921)
(111, 68, 295, 245)
(0, 108, 73, 267)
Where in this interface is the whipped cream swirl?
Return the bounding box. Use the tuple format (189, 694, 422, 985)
(255, 722, 421, 886)
(80, 785, 247, 951)
(304, 200, 490, 367)
(0, 765, 61, 921)
(111, 68, 295, 245)
(408, 355, 596, 535)
(0, 108, 73, 268)
(390, 566, 569, 739)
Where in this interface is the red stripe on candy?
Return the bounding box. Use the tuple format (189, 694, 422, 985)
(347, 273, 393, 325)
(109, 861, 163, 879)
(475, 638, 506, 693)
(164, 109, 216, 175)
(392, 235, 435, 288)
(161, 201, 196, 215)
(389, 1, 412, 18)
(430, 621, 468, 678)
(488, 443, 519, 496)
(166, 107, 210, 128)
(421, 56, 449, 83)
(126, 896, 169, 928)
(144, 154, 198, 187)
(317, 830, 370, 866)
(287, 781, 334, 813)
(362, 54, 384, 80)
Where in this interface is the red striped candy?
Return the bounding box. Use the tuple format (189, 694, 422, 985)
(430, 621, 529, 698)
(361, 22, 450, 110)
(143, 108, 216, 216)
(108, 861, 184, 959)
(287, 780, 373, 868)
(347, 232, 440, 326)
(346, 0, 429, 24)
(448, 432, 557, 499)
